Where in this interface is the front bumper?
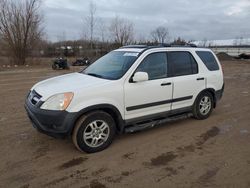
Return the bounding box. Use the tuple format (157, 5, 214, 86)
(24, 97, 77, 138)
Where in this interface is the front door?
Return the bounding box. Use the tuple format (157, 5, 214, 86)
(124, 52, 173, 120)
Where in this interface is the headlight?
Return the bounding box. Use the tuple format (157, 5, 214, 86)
(40, 92, 74, 111)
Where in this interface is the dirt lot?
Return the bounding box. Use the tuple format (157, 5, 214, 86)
(0, 60, 250, 188)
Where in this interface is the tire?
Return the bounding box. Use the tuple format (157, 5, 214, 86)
(192, 91, 214, 120)
(52, 64, 57, 70)
(72, 111, 116, 153)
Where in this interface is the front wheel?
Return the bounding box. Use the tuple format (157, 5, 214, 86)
(72, 111, 116, 153)
(192, 91, 214, 120)
(52, 64, 58, 70)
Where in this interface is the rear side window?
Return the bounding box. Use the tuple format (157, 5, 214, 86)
(196, 51, 219, 71)
(136, 52, 167, 80)
(168, 51, 198, 77)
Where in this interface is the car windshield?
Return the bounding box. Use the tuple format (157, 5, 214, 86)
(83, 51, 139, 80)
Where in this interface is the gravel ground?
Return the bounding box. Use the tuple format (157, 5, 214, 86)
(0, 61, 250, 188)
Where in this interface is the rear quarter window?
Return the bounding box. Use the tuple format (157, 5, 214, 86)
(196, 51, 219, 71)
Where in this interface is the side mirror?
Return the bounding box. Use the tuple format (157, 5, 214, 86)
(132, 72, 149, 82)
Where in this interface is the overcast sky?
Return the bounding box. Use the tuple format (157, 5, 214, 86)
(42, 0, 250, 42)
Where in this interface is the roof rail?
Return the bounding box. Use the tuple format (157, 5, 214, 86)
(120, 45, 148, 49)
(159, 43, 197, 47)
(121, 43, 197, 49)
(158, 43, 171, 47)
(185, 43, 197, 47)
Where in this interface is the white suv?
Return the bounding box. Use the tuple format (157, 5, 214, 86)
(25, 45, 224, 153)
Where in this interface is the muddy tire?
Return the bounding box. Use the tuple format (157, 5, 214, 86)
(72, 111, 116, 153)
(192, 91, 214, 120)
(52, 64, 57, 70)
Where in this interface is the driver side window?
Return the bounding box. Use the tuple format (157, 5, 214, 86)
(136, 52, 168, 80)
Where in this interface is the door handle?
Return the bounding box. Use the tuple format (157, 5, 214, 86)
(161, 82, 172, 86)
(197, 77, 205, 81)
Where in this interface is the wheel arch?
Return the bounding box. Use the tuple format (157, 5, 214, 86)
(195, 88, 217, 108)
(70, 104, 125, 135)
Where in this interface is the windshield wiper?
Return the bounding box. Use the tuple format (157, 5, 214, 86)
(86, 73, 104, 78)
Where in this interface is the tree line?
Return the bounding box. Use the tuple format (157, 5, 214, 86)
(0, 0, 187, 65)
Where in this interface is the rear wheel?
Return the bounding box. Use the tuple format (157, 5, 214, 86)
(52, 64, 58, 70)
(72, 111, 116, 153)
(193, 91, 214, 120)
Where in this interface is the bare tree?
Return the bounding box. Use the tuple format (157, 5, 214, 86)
(85, 1, 96, 49)
(57, 31, 67, 56)
(202, 38, 208, 47)
(98, 18, 106, 43)
(137, 35, 147, 44)
(151, 26, 169, 44)
(172, 37, 187, 45)
(109, 16, 134, 46)
(233, 37, 239, 46)
(0, 0, 43, 65)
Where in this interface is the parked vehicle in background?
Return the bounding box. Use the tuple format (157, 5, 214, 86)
(52, 57, 69, 70)
(236, 53, 250, 59)
(72, 57, 91, 66)
(25, 44, 224, 153)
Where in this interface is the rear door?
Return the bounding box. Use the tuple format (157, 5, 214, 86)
(124, 52, 173, 120)
(168, 51, 206, 110)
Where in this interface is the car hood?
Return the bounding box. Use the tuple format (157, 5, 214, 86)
(32, 73, 110, 100)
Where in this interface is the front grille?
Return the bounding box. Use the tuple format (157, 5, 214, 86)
(28, 90, 42, 106)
